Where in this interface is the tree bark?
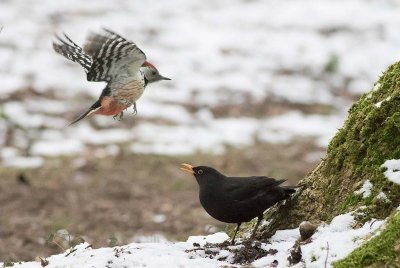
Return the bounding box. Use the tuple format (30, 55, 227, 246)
(248, 61, 400, 265)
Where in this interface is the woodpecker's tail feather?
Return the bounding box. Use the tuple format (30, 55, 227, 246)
(69, 99, 101, 125)
(53, 33, 92, 73)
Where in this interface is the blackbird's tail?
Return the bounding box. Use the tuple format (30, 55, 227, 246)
(282, 186, 297, 198)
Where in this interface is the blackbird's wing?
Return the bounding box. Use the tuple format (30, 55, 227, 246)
(224, 176, 286, 201)
(83, 29, 146, 82)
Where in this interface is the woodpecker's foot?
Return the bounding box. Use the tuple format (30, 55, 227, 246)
(113, 111, 124, 121)
(132, 103, 138, 115)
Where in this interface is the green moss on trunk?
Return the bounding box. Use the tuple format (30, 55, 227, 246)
(251, 61, 400, 265)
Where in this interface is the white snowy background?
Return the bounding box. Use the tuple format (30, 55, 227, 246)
(1, 0, 400, 167)
(1, 0, 400, 266)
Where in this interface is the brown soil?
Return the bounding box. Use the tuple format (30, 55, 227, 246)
(0, 140, 321, 262)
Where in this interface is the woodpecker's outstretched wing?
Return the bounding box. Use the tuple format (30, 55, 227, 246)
(53, 33, 93, 73)
(83, 29, 147, 82)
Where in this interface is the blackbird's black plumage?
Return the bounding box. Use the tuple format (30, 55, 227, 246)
(180, 164, 296, 244)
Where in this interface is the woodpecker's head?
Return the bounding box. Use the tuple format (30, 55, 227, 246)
(141, 61, 171, 83)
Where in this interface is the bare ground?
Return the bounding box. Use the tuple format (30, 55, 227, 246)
(0, 139, 322, 262)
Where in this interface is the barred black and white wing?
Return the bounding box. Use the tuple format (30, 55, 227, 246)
(53, 33, 92, 73)
(83, 29, 146, 82)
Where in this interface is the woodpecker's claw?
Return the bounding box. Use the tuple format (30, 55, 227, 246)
(132, 102, 138, 115)
(113, 111, 124, 121)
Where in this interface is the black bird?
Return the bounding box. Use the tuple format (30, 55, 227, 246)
(180, 164, 296, 245)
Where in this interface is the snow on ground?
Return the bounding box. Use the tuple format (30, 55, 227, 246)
(382, 159, 400, 184)
(1, 0, 400, 163)
(254, 213, 384, 267)
(6, 233, 233, 268)
(4, 213, 384, 268)
(3, 155, 43, 168)
(297, 215, 383, 267)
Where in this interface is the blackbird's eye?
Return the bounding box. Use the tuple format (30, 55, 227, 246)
(197, 169, 203, 175)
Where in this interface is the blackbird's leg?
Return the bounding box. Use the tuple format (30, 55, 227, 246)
(250, 215, 263, 240)
(231, 223, 242, 245)
(132, 102, 137, 115)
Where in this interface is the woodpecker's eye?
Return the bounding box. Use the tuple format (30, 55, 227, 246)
(152, 71, 156, 75)
(197, 169, 203, 175)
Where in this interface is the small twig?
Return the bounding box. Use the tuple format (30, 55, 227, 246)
(52, 240, 66, 251)
(324, 241, 330, 268)
(370, 219, 378, 229)
(185, 247, 205, 253)
(38, 257, 49, 267)
(67, 233, 72, 245)
(65, 248, 77, 257)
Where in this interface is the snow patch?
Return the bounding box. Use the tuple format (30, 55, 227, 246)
(328, 212, 356, 232)
(354, 180, 373, 198)
(376, 192, 390, 203)
(30, 139, 84, 156)
(254, 213, 383, 268)
(152, 214, 167, 224)
(74, 125, 133, 145)
(374, 96, 391, 108)
(300, 215, 382, 268)
(3, 156, 44, 169)
(130, 118, 258, 155)
(258, 112, 343, 147)
(186, 232, 229, 247)
(130, 234, 168, 244)
(382, 159, 400, 184)
(372, 83, 381, 92)
(9, 241, 232, 268)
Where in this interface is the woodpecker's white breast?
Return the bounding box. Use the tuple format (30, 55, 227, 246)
(110, 74, 146, 106)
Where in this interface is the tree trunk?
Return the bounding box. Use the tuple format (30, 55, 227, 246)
(254, 61, 400, 266)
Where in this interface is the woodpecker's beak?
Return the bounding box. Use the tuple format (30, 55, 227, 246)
(160, 75, 171, 81)
(180, 163, 194, 174)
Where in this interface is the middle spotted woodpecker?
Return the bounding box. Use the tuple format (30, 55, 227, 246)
(53, 28, 170, 125)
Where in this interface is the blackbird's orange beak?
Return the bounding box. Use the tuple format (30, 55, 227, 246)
(180, 163, 194, 174)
